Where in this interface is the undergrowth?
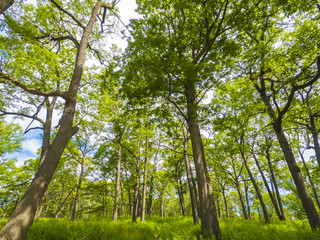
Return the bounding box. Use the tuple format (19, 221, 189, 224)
(1, 216, 320, 239)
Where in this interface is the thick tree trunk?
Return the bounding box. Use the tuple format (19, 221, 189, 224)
(0, 3, 104, 239)
(182, 125, 199, 224)
(71, 155, 85, 221)
(256, 79, 320, 229)
(0, 0, 13, 14)
(185, 83, 221, 239)
(252, 152, 285, 221)
(274, 126, 320, 229)
(113, 143, 122, 221)
(141, 134, 148, 222)
(299, 149, 320, 210)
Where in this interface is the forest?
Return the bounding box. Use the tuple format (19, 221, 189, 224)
(1, 0, 320, 239)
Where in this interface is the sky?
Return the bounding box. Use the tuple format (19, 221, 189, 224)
(5, 0, 140, 166)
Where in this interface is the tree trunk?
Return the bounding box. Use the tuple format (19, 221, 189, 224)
(185, 83, 221, 239)
(299, 149, 320, 210)
(242, 155, 270, 223)
(132, 139, 140, 222)
(221, 185, 229, 218)
(39, 97, 57, 167)
(265, 148, 285, 220)
(243, 179, 251, 219)
(274, 125, 320, 229)
(71, 154, 85, 222)
(147, 169, 154, 217)
(160, 190, 164, 218)
(310, 115, 320, 168)
(0, 0, 13, 14)
(235, 180, 248, 219)
(113, 143, 122, 221)
(182, 124, 199, 224)
(55, 187, 75, 219)
(0, 3, 104, 239)
(256, 79, 320, 229)
(176, 176, 186, 216)
(141, 133, 148, 222)
(252, 152, 285, 221)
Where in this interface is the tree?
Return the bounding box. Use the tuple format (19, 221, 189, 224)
(0, 1, 118, 239)
(239, 1, 320, 228)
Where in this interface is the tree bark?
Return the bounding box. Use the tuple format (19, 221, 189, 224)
(39, 97, 57, 167)
(132, 139, 141, 222)
(299, 149, 320, 210)
(310, 115, 320, 168)
(274, 126, 320, 229)
(176, 175, 186, 216)
(113, 143, 122, 221)
(0, 2, 106, 239)
(141, 133, 148, 222)
(265, 147, 285, 220)
(71, 154, 85, 221)
(0, 0, 13, 14)
(242, 155, 270, 223)
(185, 82, 221, 239)
(252, 152, 285, 221)
(182, 124, 199, 224)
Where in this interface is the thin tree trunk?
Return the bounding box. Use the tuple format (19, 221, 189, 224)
(252, 152, 285, 221)
(39, 96, 57, 167)
(242, 156, 270, 223)
(243, 178, 251, 219)
(132, 139, 140, 222)
(160, 190, 164, 218)
(265, 148, 285, 219)
(310, 115, 320, 168)
(176, 176, 186, 216)
(0, 3, 105, 239)
(113, 143, 122, 221)
(236, 181, 248, 219)
(221, 185, 229, 218)
(54, 187, 75, 219)
(71, 154, 85, 222)
(185, 82, 221, 239)
(182, 124, 199, 224)
(141, 132, 148, 222)
(121, 183, 125, 216)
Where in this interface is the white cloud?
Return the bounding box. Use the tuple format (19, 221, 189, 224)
(22, 139, 41, 156)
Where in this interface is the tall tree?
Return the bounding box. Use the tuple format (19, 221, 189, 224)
(0, 1, 118, 238)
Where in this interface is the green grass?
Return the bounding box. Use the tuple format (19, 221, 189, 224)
(1, 217, 320, 240)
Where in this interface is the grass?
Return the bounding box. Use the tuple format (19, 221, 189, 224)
(1, 217, 320, 239)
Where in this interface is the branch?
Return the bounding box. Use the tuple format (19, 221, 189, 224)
(0, 72, 70, 100)
(0, 110, 45, 125)
(49, 0, 85, 29)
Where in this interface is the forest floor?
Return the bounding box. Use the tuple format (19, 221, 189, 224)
(1, 216, 320, 240)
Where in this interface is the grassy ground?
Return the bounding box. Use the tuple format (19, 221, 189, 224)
(1, 216, 320, 240)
